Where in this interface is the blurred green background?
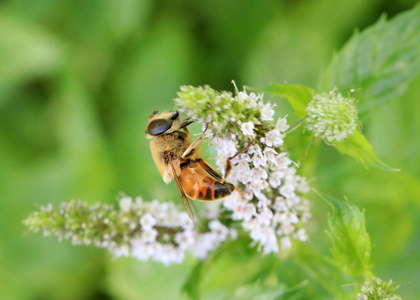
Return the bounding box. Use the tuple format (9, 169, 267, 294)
(1, 0, 419, 299)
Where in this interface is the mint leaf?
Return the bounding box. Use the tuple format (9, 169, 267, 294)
(319, 5, 420, 114)
(332, 129, 398, 171)
(323, 194, 373, 278)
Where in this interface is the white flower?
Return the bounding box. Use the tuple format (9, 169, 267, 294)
(239, 153, 252, 162)
(241, 121, 255, 136)
(159, 245, 184, 266)
(209, 220, 229, 242)
(280, 236, 292, 250)
(269, 171, 283, 188)
(213, 137, 238, 159)
(279, 184, 296, 199)
(237, 91, 248, 102)
(257, 194, 271, 208)
(252, 154, 267, 168)
(261, 103, 275, 121)
(131, 239, 154, 261)
(119, 197, 132, 213)
(141, 229, 158, 243)
(177, 212, 194, 230)
(289, 213, 299, 224)
(247, 144, 262, 155)
(265, 129, 284, 147)
(296, 177, 310, 193)
(256, 209, 273, 226)
(275, 117, 290, 132)
(250, 167, 268, 181)
(190, 233, 218, 260)
(250, 180, 269, 194)
(208, 219, 223, 231)
(223, 193, 241, 210)
(236, 161, 251, 184)
(275, 153, 293, 169)
(175, 230, 195, 250)
(140, 213, 157, 231)
(294, 229, 308, 241)
(232, 203, 256, 221)
(250, 226, 278, 254)
(263, 147, 277, 163)
(272, 197, 287, 212)
(113, 244, 130, 258)
(247, 92, 259, 107)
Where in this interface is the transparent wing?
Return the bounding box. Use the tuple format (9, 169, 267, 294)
(168, 161, 200, 226)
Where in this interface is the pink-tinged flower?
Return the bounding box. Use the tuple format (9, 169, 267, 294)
(265, 129, 284, 147)
(263, 147, 277, 163)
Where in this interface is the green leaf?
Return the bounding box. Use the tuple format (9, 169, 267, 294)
(182, 261, 204, 300)
(261, 83, 314, 117)
(318, 5, 420, 114)
(321, 193, 373, 278)
(332, 129, 398, 171)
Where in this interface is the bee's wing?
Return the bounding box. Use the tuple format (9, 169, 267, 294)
(168, 161, 200, 226)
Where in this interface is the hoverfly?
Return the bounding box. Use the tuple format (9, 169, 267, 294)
(146, 110, 237, 225)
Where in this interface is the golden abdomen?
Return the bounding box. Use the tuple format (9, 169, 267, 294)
(180, 168, 234, 201)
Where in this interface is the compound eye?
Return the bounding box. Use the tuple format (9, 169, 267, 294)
(147, 119, 172, 135)
(170, 111, 179, 120)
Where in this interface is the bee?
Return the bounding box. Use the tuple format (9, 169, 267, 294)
(146, 110, 237, 225)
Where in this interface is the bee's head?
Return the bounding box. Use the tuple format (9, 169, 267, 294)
(146, 110, 185, 138)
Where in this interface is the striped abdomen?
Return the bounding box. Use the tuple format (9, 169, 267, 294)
(180, 167, 234, 201)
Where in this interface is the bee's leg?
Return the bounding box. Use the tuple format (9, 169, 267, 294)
(223, 145, 249, 181)
(193, 145, 250, 183)
(195, 159, 224, 182)
(195, 145, 250, 183)
(180, 118, 193, 129)
(181, 125, 208, 158)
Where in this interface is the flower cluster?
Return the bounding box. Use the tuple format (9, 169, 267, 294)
(356, 277, 401, 300)
(175, 84, 279, 147)
(175, 84, 311, 254)
(305, 88, 358, 143)
(24, 197, 236, 265)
